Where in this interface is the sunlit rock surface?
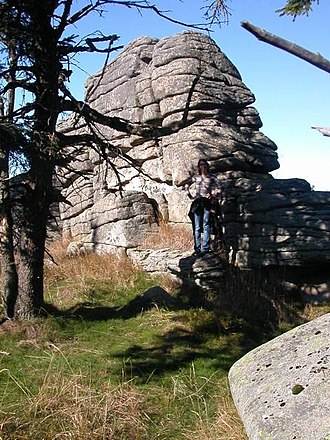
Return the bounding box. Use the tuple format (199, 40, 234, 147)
(229, 313, 330, 440)
(58, 31, 330, 288)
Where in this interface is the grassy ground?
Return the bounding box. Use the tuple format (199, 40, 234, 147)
(0, 238, 329, 439)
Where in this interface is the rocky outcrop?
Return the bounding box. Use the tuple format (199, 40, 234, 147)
(58, 31, 330, 289)
(221, 178, 330, 267)
(127, 247, 228, 301)
(228, 313, 330, 440)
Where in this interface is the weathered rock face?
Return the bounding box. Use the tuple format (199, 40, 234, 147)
(127, 247, 228, 300)
(222, 178, 330, 267)
(58, 31, 330, 278)
(228, 313, 330, 440)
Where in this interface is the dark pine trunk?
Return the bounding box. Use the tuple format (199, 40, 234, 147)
(0, 149, 18, 318)
(14, 2, 62, 318)
(15, 172, 51, 318)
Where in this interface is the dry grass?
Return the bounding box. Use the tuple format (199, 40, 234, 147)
(1, 369, 150, 440)
(43, 233, 188, 308)
(0, 365, 246, 440)
(301, 302, 330, 321)
(44, 240, 149, 309)
(171, 369, 247, 440)
(185, 390, 248, 440)
(142, 221, 194, 251)
(45, 240, 138, 286)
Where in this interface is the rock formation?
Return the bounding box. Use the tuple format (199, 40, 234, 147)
(58, 31, 330, 299)
(228, 312, 330, 440)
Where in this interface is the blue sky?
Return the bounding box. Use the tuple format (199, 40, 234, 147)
(70, 0, 330, 191)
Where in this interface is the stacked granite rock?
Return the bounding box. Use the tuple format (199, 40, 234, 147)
(221, 177, 330, 266)
(58, 31, 330, 297)
(127, 247, 227, 295)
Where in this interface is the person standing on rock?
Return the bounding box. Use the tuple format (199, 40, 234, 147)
(185, 159, 221, 255)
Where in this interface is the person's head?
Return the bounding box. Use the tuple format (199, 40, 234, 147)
(197, 159, 210, 174)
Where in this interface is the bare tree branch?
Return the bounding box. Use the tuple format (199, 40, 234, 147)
(63, 95, 202, 139)
(202, 0, 232, 25)
(67, 2, 103, 25)
(311, 126, 330, 137)
(1, 80, 36, 95)
(0, 65, 34, 77)
(84, 0, 214, 31)
(1, 102, 35, 120)
(60, 34, 123, 55)
(55, 0, 74, 36)
(241, 20, 330, 74)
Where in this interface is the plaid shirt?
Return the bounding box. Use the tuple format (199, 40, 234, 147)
(186, 173, 220, 198)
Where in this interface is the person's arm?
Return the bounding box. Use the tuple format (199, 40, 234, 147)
(210, 175, 221, 198)
(184, 176, 196, 199)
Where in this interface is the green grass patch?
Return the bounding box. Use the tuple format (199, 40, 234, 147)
(1, 249, 329, 439)
(0, 299, 251, 438)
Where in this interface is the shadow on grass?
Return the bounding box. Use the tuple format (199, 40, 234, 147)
(110, 314, 287, 383)
(38, 284, 307, 384)
(42, 300, 304, 385)
(52, 285, 186, 321)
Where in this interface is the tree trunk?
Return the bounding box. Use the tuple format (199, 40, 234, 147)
(16, 228, 46, 318)
(11, 2, 62, 319)
(14, 167, 52, 318)
(0, 149, 18, 319)
(241, 20, 330, 74)
(0, 43, 19, 319)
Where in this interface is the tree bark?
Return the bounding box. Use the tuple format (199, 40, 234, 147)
(241, 20, 330, 75)
(0, 42, 19, 319)
(15, 167, 52, 318)
(12, 2, 63, 318)
(16, 222, 47, 318)
(0, 149, 18, 318)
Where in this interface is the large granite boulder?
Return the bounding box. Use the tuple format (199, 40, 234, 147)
(58, 31, 330, 290)
(228, 313, 330, 440)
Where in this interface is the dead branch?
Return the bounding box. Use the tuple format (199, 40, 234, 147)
(60, 34, 123, 55)
(241, 20, 330, 74)
(311, 126, 330, 137)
